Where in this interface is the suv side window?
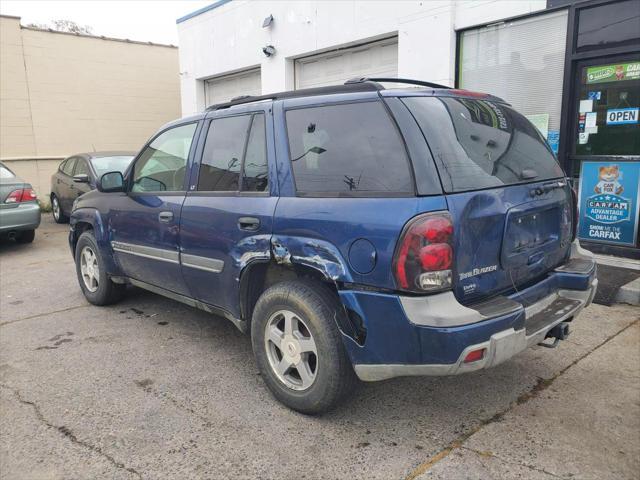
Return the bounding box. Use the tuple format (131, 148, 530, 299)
(241, 114, 268, 192)
(61, 158, 76, 176)
(132, 123, 197, 193)
(197, 113, 268, 192)
(285, 102, 413, 195)
(74, 159, 90, 176)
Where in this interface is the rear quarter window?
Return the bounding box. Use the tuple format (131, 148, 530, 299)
(403, 97, 564, 192)
(285, 102, 414, 195)
(0, 165, 14, 179)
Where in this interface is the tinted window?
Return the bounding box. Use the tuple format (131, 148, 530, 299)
(61, 158, 76, 175)
(285, 102, 413, 194)
(242, 114, 268, 192)
(132, 123, 197, 192)
(92, 156, 134, 176)
(403, 97, 564, 193)
(74, 159, 90, 176)
(198, 115, 250, 191)
(197, 113, 268, 193)
(577, 1, 640, 52)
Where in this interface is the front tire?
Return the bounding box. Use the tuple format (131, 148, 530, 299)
(251, 280, 357, 414)
(75, 231, 125, 305)
(51, 194, 68, 223)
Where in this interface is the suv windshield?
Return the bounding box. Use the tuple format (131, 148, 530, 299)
(91, 156, 134, 177)
(403, 97, 564, 192)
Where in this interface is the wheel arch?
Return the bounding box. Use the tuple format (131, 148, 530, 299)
(70, 208, 122, 276)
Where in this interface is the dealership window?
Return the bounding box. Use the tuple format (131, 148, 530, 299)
(458, 10, 569, 152)
(576, 0, 640, 52)
(574, 59, 640, 157)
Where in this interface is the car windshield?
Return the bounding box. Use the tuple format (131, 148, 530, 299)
(91, 156, 134, 177)
(402, 96, 565, 192)
(0, 165, 15, 179)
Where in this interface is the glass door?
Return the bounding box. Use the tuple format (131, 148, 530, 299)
(570, 55, 640, 250)
(570, 55, 640, 175)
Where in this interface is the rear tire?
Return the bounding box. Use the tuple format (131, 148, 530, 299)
(16, 229, 35, 243)
(51, 194, 68, 223)
(75, 231, 125, 305)
(251, 280, 357, 414)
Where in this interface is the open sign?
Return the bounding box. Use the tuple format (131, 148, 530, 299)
(606, 108, 639, 125)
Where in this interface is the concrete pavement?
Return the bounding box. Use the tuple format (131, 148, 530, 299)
(1, 216, 638, 479)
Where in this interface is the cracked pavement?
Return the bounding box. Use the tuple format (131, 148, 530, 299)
(1, 216, 639, 480)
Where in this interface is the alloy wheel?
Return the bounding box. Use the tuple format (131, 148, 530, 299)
(264, 309, 318, 391)
(52, 197, 60, 221)
(80, 246, 100, 293)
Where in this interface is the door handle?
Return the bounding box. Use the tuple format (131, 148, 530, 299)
(238, 216, 260, 231)
(158, 211, 174, 223)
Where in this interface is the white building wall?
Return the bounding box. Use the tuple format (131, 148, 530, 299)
(177, 0, 547, 116)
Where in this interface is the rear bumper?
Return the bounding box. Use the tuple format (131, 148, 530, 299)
(340, 240, 598, 382)
(0, 202, 41, 232)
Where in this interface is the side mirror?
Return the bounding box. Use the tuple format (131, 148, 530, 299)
(73, 173, 90, 183)
(97, 171, 125, 193)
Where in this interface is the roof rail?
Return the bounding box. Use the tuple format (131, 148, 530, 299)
(345, 77, 451, 90)
(205, 82, 381, 111)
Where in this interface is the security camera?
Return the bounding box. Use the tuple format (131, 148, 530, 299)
(262, 45, 276, 57)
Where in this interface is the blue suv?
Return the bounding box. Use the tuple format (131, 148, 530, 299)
(70, 78, 598, 413)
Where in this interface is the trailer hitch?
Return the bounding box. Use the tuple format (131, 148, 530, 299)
(537, 321, 571, 349)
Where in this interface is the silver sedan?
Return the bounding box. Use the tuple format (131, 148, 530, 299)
(0, 162, 41, 243)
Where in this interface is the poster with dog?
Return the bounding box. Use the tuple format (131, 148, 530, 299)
(578, 161, 640, 246)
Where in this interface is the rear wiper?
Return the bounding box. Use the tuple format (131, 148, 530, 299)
(530, 179, 567, 197)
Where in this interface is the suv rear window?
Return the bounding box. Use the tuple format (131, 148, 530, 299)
(403, 97, 564, 193)
(285, 102, 413, 195)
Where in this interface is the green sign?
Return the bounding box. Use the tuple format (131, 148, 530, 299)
(586, 62, 640, 84)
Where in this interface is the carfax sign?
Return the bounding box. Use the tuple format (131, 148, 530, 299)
(578, 161, 640, 246)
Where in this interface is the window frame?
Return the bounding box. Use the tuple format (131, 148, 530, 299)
(283, 98, 417, 198)
(72, 158, 91, 177)
(127, 121, 201, 196)
(190, 110, 270, 197)
(60, 157, 77, 177)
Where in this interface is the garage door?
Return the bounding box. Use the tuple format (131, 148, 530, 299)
(295, 38, 398, 90)
(204, 69, 261, 107)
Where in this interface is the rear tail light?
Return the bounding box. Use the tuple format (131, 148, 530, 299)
(393, 212, 454, 293)
(5, 188, 37, 203)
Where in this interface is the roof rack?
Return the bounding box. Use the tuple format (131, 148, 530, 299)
(345, 77, 451, 90)
(205, 77, 451, 111)
(206, 81, 381, 111)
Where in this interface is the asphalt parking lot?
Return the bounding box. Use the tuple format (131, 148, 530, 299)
(1, 215, 638, 480)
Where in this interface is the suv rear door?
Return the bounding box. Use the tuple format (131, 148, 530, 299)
(179, 103, 277, 318)
(402, 95, 573, 304)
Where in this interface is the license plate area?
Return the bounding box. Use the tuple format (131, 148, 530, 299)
(502, 204, 561, 269)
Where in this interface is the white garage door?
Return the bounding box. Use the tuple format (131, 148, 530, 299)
(204, 69, 261, 107)
(295, 38, 398, 90)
